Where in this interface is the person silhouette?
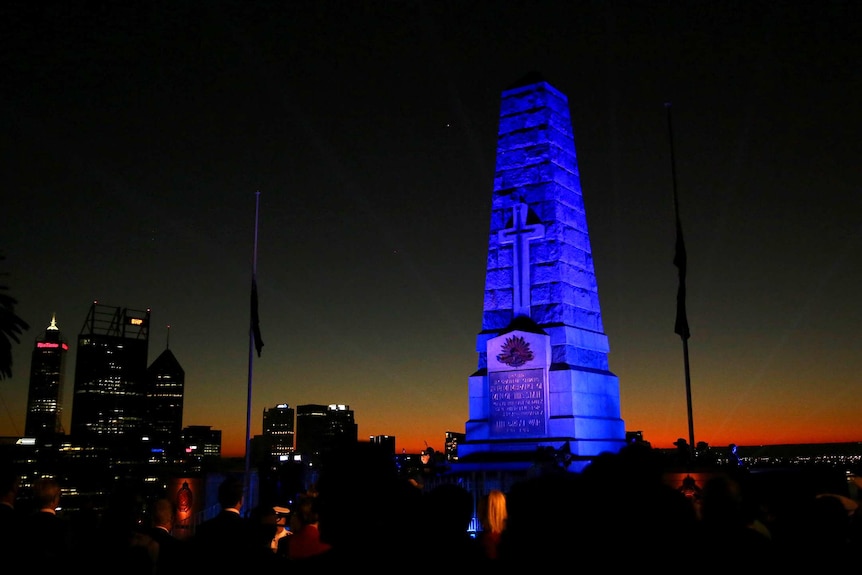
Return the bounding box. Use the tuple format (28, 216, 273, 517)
(0, 466, 22, 560)
(477, 489, 507, 559)
(188, 477, 254, 570)
(21, 477, 73, 570)
(146, 497, 189, 575)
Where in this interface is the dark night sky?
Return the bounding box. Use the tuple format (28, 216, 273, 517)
(2, 1, 861, 456)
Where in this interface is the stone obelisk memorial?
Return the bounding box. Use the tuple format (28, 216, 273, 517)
(456, 74, 626, 475)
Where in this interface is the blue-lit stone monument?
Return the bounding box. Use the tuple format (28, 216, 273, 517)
(456, 75, 626, 474)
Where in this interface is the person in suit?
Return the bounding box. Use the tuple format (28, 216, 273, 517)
(188, 477, 254, 570)
(21, 477, 72, 570)
(88, 484, 158, 575)
(0, 466, 22, 559)
(146, 497, 188, 575)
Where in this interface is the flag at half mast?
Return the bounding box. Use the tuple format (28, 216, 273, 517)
(251, 275, 264, 357)
(667, 102, 690, 342)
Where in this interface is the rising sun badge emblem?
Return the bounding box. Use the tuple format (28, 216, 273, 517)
(496, 335, 534, 367)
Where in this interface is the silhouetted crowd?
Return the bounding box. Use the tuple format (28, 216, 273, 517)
(2, 441, 860, 570)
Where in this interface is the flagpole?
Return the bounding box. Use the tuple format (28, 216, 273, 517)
(244, 191, 261, 514)
(665, 103, 695, 461)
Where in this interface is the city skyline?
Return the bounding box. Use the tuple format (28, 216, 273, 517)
(3, 2, 862, 457)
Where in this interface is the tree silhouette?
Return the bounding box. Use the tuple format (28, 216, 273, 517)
(0, 254, 29, 379)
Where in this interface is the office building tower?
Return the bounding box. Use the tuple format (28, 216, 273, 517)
(146, 337, 185, 458)
(181, 425, 222, 456)
(182, 425, 222, 465)
(295, 403, 357, 460)
(295, 404, 328, 457)
(370, 434, 395, 457)
(24, 314, 68, 440)
(263, 403, 295, 460)
(70, 302, 150, 446)
(445, 431, 465, 462)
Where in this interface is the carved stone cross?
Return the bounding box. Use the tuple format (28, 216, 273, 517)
(498, 203, 545, 317)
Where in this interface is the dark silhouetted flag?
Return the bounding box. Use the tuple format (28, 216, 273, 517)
(673, 213, 690, 340)
(251, 276, 264, 356)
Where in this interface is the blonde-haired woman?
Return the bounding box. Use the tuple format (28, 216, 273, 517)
(477, 489, 507, 559)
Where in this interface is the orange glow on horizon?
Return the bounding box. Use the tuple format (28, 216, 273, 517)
(214, 425, 862, 460)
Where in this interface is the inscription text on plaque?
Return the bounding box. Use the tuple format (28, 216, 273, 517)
(489, 368, 547, 437)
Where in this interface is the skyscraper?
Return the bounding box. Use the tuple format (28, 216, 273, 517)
(181, 425, 222, 473)
(262, 403, 295, 460)
(295, 403, 357, 463)
(444, 431, 465, 462)
(369, 434, 395, 457)
(146, 339, 185, 458)
(70, 302, 150, 448)
(181, 425, 222, 460)
(24, 314, 68, 440)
